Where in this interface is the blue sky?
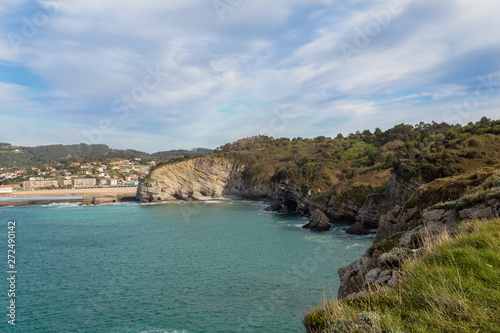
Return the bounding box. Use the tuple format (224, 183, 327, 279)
(0, 0, 499, 153)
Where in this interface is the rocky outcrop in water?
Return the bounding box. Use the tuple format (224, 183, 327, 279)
(303, 210, 331, 231)
(80, 194, 137, 205)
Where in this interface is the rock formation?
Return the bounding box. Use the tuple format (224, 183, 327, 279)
(136, 157, 272, 202)
(303, 210, 331, 231)
(80, 194, 137, 205)
(337, 169, 500, 299)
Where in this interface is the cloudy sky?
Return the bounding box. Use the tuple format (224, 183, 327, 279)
(0, 0, 499, 152)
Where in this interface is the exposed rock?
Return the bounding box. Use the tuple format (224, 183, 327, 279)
(338, 185, 500, 299)
(374, 206, 418, 244)
(80, 194, 137, 205)
(337, 250, 381, 299)
(424, 209, 445, 221)
(488, 198, 499, 207)
(303, 210, 331, 231)
(374, 270, 392, 285)
(345, 222, 370, 235)
(387, 271, 398, 287)
(267, 181, 310, 214)
(364, 268, 381, 286)
(458, 205, 492, 220)
(325, 198, 358, 225)
(137, 157, 272, 203)
(138, 158, 421, 243)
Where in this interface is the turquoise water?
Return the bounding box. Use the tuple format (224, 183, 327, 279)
(0, 201, 373, 332)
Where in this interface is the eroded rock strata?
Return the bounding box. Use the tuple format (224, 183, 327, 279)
(136, 157, 272, 202)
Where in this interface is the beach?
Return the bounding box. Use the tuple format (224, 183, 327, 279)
(0, 187, 137, 198)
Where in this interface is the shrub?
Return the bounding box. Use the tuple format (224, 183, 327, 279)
(379, 247, 415, 268)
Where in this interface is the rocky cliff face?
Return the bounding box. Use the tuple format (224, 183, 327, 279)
(337, 169, 500, 299)
(139, 157, 421, 233)
(269, 173, 421, 232)
(136, 157, 272, 202)
(344, 174, 422, 234)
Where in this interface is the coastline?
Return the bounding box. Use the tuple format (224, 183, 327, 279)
(0, 187, 137, 199)
(0, 188, 138, 207)
(0, 198, 83, 207)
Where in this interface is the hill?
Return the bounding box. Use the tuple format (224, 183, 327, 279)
(213, 117, 500, 192)
(0, 143, 213, 168)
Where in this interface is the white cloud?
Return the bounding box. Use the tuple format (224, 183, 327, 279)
(0, 0, 498, 150)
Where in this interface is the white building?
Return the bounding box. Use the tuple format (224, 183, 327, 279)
(0, 185, 13, 193)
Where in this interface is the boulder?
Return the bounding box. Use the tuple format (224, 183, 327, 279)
(303, 210, 331, 231)
(458, 205, 492, 220)
(345, 222, 370, 235)
(424, 209, 445, 221)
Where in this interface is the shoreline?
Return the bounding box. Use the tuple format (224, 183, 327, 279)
(0, 198, 83, 208)
(0, 187, 137, 199)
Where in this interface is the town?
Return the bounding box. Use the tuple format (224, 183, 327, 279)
(0, 158, 157, 192)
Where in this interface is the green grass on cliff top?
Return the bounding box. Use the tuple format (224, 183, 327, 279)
(302, 218, 500, 333)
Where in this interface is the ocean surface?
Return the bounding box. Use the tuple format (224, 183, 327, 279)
(0, 201, 373, 332)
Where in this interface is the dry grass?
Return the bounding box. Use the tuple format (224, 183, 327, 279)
(302, 218, 500, 332)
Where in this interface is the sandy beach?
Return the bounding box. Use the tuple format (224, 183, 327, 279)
(0, 187, 137, 198)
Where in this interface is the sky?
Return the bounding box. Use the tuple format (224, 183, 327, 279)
(0, 0, 499, 153)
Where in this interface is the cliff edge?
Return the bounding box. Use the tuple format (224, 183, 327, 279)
(136, 157, 272, 202)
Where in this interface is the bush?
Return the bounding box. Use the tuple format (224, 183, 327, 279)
(379, 247, 415, 268)
(329, 312, 382, 333)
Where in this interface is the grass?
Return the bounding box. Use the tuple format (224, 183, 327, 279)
(303, 218, 500, 333)
(407, 167, 499, 210)
(433, 170, 500, 210)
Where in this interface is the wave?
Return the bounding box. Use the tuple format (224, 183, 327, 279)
(43, 203, 82, 209)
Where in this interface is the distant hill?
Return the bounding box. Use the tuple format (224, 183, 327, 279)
(151, 149, 209, 161)
(0, 143, 213, 168)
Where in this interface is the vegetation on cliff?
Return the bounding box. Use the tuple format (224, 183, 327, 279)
(212, 118, 500, 201)
(302, 218, 500, 333)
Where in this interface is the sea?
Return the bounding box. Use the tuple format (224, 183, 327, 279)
(0, 200, 373, 332)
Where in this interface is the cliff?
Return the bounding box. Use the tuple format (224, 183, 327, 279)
(136, 157, 272, 202)
(336, 167, 500, 299)
(137, 156, 419, 235)
(303, 217, 500, 332)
